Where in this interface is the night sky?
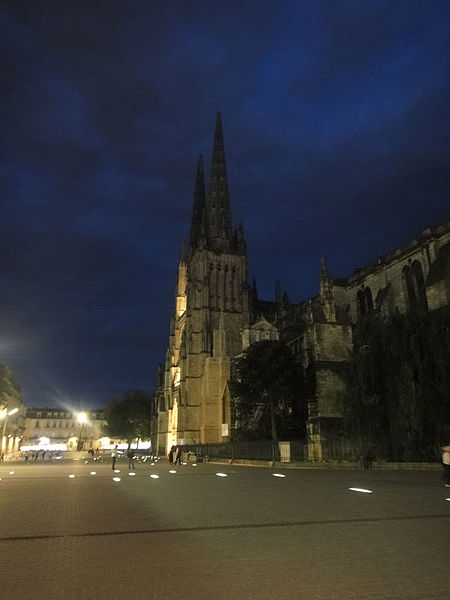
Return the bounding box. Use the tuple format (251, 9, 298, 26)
(1, 1, 449, 409)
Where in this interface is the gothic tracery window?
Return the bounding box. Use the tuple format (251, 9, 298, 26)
(357, 286, 373, 318)
(403, 261, 428, 311)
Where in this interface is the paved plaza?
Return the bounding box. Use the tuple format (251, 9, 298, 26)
(0, 456, 449, 600)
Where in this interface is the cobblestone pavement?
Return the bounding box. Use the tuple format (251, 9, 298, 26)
(0, 458, 449, 599)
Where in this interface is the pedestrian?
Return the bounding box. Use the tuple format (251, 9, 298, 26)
(174, 446, 182, 466)
(441, 444, 450, 487)
(127, 447, 135, 470)
(168, 445, 174, 464)
(111, 445, 118, 470)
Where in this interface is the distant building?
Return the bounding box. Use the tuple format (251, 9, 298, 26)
(156, 112, 450, 459)
(22, 407, 106, 452)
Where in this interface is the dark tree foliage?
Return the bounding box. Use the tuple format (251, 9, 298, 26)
(229, 340, 307, 445)
(102, 389, 153, 444)
(0, 363, 21, 409)
(343, 307, 450, 459)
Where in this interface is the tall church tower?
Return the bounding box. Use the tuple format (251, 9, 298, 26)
(157, 113, 249, 453)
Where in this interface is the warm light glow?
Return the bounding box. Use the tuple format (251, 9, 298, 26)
(68, 474, 75, 478)
(113, 477, 121, 482)
(150, 474, 159, 479)
(169, 470, 176, 474)
(40, 436, 50, 446)
(77, 412, 87, 424)
(9, 471, 14, 475)
(7, 408, 19, 416)
(216, 473, 227, 477)
(20, 443, 67, 451)
(349, 487, 373, 493)
(272, 473, 286, 478)
(128, 472, 136, 476)
(89, 472, 96, 475)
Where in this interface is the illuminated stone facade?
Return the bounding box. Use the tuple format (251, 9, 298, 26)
(156, 112, 450, 459)
(281, 221, 450, 459)
(22, 407, 106, 452)
(157, 113, 249, 453)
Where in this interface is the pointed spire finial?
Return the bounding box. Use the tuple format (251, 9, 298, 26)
(319, 256, 336, 321)
(207, 111, 232, 249)
(189, 154, 206, 252)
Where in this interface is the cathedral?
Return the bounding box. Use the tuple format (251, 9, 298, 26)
(156, 112, 450, 458)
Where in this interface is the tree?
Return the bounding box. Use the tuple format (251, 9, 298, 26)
(229, 340, 307, 453)
(343, 307, 450, 459)
(0, 364, 21, 410)
(102, 389, 153, 445)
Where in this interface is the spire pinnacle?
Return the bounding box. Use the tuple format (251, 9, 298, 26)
(189, 154, 206, 251)
(207, 111, 232, 249)
(319, 256, 336, 321)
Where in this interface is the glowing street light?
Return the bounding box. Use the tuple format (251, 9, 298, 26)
(76, 412, 87, 451)
(1, 407, 19, 454)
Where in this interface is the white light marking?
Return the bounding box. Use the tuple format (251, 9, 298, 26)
(151, 462, 155, 466)
(89, 472, 96, 476)
(216, 473, 228, 477)
(182, 462, 187, 465)
(84, 461, 88, 464)
(446, 498, 450, 502)
(272, 473, 286, 478)
(113, 477, 121, 482)
(150, 474, 159, 479)
(56, 456, 63, 460)
(9, 471, 15, 475)
(169, 470, 176, 474)
(114, 469, 120, 473)
(349, 487, 373, 494)
(68, 474, 75, 479)
(192, 463, 197, 467)
(128, 472, 136, 476)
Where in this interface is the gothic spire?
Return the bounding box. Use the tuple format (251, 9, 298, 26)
(189, 154, 206, 251)
(207, 111, 232, 249)
(319, 256, 330, 297)
(319, 256, 336, 321)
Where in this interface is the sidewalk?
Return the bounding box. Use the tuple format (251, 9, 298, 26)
(207, 456, 442, 470)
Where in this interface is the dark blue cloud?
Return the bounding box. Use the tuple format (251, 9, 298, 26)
(1, 0, 449, 406)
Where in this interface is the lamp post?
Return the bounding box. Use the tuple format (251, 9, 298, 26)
(1, 407, 19, 454)
(77, 412, 87, 451)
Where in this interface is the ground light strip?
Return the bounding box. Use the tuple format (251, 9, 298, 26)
(349, 487, 373, 493)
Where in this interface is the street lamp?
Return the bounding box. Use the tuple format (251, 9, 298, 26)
(76, 412, 87, 451)
(1, 407, 19, 454)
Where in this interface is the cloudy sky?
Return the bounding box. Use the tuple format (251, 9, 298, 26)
(1, 1, 449, 409)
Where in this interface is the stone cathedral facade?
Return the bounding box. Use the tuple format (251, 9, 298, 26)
(157, 113, 250, 453)
(156, 113, 450, 458)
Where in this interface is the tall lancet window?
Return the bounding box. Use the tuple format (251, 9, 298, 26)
(357, 286, 373, 318)
(403, 261, 428, 311)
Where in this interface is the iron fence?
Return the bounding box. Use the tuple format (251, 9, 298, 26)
(180, 436, 440, 463)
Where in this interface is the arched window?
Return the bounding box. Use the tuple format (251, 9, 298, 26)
(357, 290, 366, 317)
(403, 262, 428, 311)
(364, 287, 373, 313)
(357, 287, 374, 318)
(411, 260, 428, 311)
(403, 265, 416, 308)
